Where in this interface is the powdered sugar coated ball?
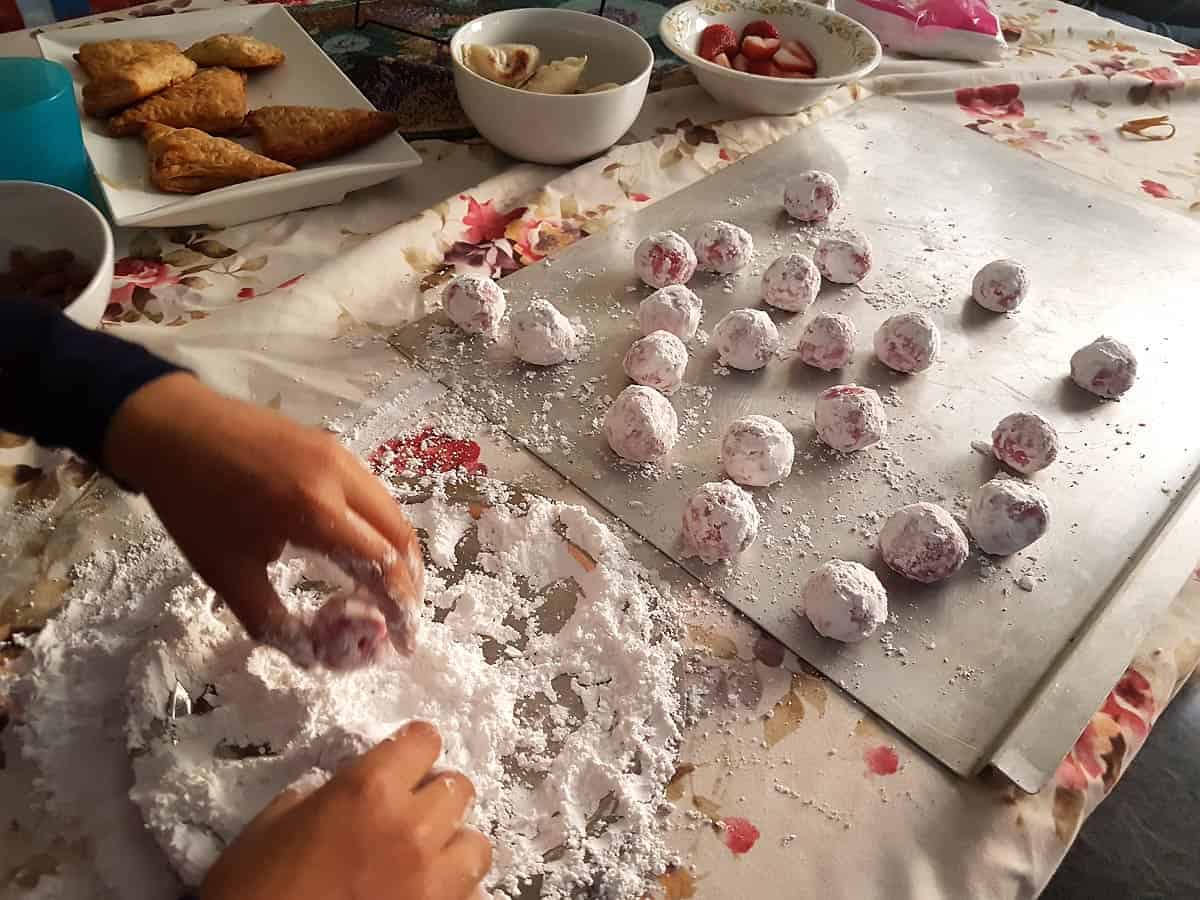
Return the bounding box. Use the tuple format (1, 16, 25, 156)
(972, 259, 1030, 312)
(443, 274, 506, 337)
(814, 385, 887, 452)
(1070, 336, 1137, 399)
(968, 479, 1050, 556)
(681, 480, 760, 564)
(623, 330, 688, 394)
(815, 230, 872, 284)
(783, 170, 841, 223)
(635, 231, 697, 289)
(604, 385, 678, 462)
(874, 311, 940, 374)
(693, 220, 754, 274)
(797, 312, 857, 371)
(721, 415, 794, 487)
(310, 596, 389, 670)
(713, 308, 779, 371)
(511, 299, 577, 366)
(762, 253, 821, 312)
(639, 284, 702, 340)
(992, 412, 1059, 475)
(801, 560, 888, 643)
(879, 502, 968, 584)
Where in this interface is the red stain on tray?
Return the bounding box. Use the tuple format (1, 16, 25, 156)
(370, 429, 487, 477)
(720, 816, 760, 854)
(864, 745, 900, 776)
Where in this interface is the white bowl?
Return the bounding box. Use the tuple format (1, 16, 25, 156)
(660, 0, 882, 116)
(450, 9, 653, 165)
(0, 181, 113, 329)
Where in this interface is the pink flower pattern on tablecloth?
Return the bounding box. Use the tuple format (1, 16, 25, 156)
(956, 84, 1025, 119)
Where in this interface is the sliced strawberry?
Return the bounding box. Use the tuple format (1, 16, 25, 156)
(775, 39, 817, 75)
(747, 57, 784, 77)
(731, 53, 750, 72)
(713, 52, 732, 68)
(698, 23, 738, 62)
(742, 19, 780, 41)
(741, 35, 781, 61)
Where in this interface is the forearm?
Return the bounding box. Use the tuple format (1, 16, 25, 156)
(0, 298, 182, 466)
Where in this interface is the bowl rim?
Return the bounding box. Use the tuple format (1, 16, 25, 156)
(658, 1, 882, 87)
(0, 180, 114, 317)
(449, 7, 655, 101)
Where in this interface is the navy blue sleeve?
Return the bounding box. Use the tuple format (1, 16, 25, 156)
(0, 298, 182, 466)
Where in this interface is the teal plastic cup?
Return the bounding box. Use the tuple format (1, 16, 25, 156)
(0, 58, 96, 203)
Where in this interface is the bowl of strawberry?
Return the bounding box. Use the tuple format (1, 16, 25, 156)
(660, 0, 881, 115)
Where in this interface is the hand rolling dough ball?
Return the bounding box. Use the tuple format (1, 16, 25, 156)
(623, 330, 688, 394)
(874, 311, 940, 374)
(604, 385, 678, 462)
(801, 559, 888, 643)
(638, 284, 702, 340)
(635, 230, 697, 289)
(879, 502, 968, 584)
(712, 308, 779, 371)
(783, 170, 841, 223)
(511, 298, 577, 366)
(721, 415, 794, 486)
(761, 253, 821, 312)
(967, 478, 1050, 556)
(681, 480, 760, 564)
(814, 385, 887, 452)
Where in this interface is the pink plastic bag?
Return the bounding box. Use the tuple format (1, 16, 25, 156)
(837, 0, 1006, 62)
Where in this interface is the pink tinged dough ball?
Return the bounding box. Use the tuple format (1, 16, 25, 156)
(815, 229, 872, 284)
(693, 220, 754, 274)
(801, 559, 888, 643)
(873, 311, 940, 374)
(972, 258, 1030, 313)
(511, 298, 577, 366)
(635, 230, 697, 289)
(814, 385, 887, 452)
(797, 312, 857, 371)
(762, 253, 821, 312)
(681, 480, 760, 564)
(1070, 336, 1137, 399)
(992, 412, 1059, 475)
(310, 595, 390, 671)
(604, 384, 678, 462)
(968, 478, 1050, 556)
(443, 273, 506, 337)
(783, 170, 841, 223)
(638, 284, 702, 340)
(879, 502, 968, 584)
(713, 308, 780, 371)
(721, 415, 794, 486)
(623, 330, 689, 394)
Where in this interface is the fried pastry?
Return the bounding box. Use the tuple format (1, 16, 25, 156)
(245, 106, 398, 165)
(75, 39, 197, 116)
(184, 33, 286, 69)
(109, 67, 248, 137)
(143, 123, 294, 194)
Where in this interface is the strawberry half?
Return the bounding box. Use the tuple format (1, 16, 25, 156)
(775, 39, 817, 75)
(742, 19, 780, 40)
(741, 35, 781, 61)
(731, 53, 750, 73)
(698, 23, 738, 62)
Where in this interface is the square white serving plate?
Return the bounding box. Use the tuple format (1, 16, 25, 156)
(38, 4, 422, 228)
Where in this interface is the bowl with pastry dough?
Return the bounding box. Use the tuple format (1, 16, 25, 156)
(450, 9, 653, 166)
(0, 181, 114, 329)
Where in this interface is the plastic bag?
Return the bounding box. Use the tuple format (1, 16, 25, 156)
(836, 0, 1006, 63)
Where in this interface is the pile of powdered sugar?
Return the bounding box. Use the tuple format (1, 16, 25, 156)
(14, 475, 682, 900)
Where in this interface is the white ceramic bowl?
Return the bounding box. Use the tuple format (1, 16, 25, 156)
(660, 0, 882, 116)
(0, 181, 113, 329)
(450, 9, 653, 165)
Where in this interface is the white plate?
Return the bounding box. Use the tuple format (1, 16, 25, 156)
(38, 4, 422, 228)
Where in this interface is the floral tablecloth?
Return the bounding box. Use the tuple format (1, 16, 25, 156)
(3, 1, 1200, 897)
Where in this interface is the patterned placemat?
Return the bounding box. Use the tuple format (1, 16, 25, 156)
(289, 0, 690, 140)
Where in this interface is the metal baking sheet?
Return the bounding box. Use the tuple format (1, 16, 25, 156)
(393, 98, 1200, 790)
